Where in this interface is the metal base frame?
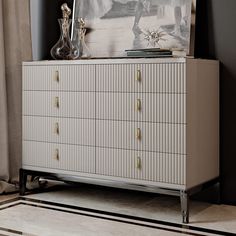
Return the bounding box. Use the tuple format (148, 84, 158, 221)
(19, 168, 219, 224)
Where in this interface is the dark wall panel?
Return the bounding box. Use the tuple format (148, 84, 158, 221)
(38, 0, 73, 60)
(195, 0, 236, 204)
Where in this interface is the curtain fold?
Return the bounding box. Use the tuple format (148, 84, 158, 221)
(0, 0, 32, 194)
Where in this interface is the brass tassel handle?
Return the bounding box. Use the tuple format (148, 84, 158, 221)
(136, 157, 141, 169)
(54, 149, 59, 161)
(136, 128, 141, 140)
(54, 97, 59, 108)
(54, 122, 59, 135)
(53, 70, 59, 82)
(136, 69, 141, 82)
(136, 99, 141, 111)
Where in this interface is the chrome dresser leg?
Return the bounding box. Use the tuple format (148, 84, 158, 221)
(180, 190, 189, 223)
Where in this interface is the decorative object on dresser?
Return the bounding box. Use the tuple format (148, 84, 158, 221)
(71, 18, 91, 59)
(50, 3, 78, 60)
(71, 0, 195, 57)
(20, 58, 219, 224)
(125, 48, 173, 58)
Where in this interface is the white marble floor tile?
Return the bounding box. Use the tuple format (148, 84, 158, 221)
(24, 183, 236, 234)
(0, 203, 193, 236)
(26, 184, 184, 222)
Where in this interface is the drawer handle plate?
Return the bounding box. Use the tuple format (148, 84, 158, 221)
(54, 122, 59, 135)
(54, 71, 59, 82)
(54, 149, 59, 161)
(136, 128, 141, 140)
(54, 97, 59, 108)
(136, 69, 141, 82)
(136, 99, 141, 111)
(136, 157, 141, 169)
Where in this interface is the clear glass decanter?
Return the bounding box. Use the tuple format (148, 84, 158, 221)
(72, 18, 91, 59)
(50, 3, 78, 60)
(50, 19, 79, 60)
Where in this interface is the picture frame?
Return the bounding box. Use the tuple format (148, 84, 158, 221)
(71, 0, 197, 58)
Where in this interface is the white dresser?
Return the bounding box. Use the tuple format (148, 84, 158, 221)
(20, 58, 219, 223)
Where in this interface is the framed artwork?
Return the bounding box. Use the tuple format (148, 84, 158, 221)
(71, 0, 196, 57)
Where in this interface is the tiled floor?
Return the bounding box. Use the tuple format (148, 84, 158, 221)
(0, 183, 236, 235)
(0, 193, 18, 203)
(0, 202, 199, 236)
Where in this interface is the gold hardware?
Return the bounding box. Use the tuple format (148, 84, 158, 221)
(136, 99, 141, 111)
(53, 71, 59, 82)
(54, 149, 59, 161)
(136, 157, 142, 169)
(54, 97, 59, 108)
(54, 122, 59, 135)
(136, 69, 141, 82)
(136, 128, 141, 140)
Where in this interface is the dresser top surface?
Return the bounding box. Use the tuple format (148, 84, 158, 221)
(23, 57, 188, 66)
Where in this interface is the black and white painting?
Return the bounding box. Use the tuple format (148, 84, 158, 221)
(71, 0, 194, 57)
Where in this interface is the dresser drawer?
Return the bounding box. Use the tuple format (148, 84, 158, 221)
(96, 63, 186, 93)
(23, 91, 95, 118)
(23, 65, 95, 91)
(23, 116, 95, 146)
(96, 92, 186, 123)
(96, 147, 186, 185)
(96, 120, 186, 154)
(23, 141, 95, 173)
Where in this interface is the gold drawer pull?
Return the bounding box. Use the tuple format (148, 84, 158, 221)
(54, 149, 59, 161)
(136, 157, 142, 169)
(54, 97, 59, 108)
(136, 99, 141, 111)
(54, 122, 59, 135)
(136, 128, 141, 140)
(53, 70, 59, 82)
(136, 69, 141, 82)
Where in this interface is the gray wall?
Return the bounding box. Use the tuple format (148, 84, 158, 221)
(195, 0, 236, 204)
(30, 0, 42, 60)
(30, 0, 73, 60)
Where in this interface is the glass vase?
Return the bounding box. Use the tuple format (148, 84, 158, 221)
(72, 20, 91, 59)
(50, 19, 78, 60)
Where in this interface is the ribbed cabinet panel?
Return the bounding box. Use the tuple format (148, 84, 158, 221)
(23, 116, 95, 146)
(96, 120, 186, 154)
(96, 92, 186, 124)
(96, 63, 186, 93)
(96, 148, 186, 185)
(23, 91, 95, 118)
(22, 60, 188, 186)
(23, 65, 95, 91)
(23, 141, 95, 173)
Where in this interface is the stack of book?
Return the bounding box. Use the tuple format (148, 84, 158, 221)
(125, 48, 173, 58)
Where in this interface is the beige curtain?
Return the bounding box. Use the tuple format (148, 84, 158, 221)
(0, 0, 32, 193)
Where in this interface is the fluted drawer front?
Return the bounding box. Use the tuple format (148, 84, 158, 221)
(96, 120, 186, 154)
(23, 116, 95, 146)
(23, 91, 95, 118)
(96, 148, 186, 185)
(96, 63, 186, 93)
(97, 92, 186, 123)
(23, 65, 95, 91)
(23, 141, 95, 173)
